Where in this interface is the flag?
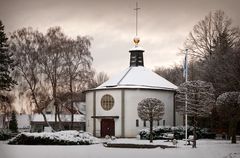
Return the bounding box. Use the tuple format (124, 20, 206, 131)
(183, 49, 188, 78)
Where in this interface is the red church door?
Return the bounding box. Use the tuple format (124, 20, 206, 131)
(101, 119, 115, 137)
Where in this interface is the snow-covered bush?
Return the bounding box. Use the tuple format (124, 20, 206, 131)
(0, 129, 12, 140)
(139, 126, 179, 140)
(139, 126, 215, 140)
(8, 130, 99, 145)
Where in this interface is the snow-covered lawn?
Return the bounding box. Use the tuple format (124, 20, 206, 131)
(0, 139, 239, 158)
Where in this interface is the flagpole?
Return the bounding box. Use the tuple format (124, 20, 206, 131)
(185, 49, 188, 145)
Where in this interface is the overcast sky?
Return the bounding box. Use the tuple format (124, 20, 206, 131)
(1, 0, 240, 76)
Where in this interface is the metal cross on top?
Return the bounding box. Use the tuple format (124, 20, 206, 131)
(134, 2, 141, 37)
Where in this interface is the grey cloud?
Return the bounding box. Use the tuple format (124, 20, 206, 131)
(0, 0, 240, 76)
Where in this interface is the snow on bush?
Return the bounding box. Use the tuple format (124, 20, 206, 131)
(139, 126, 215, 140)
(139, 126, 182, 140)
(8, 130, 99, 145)
(0, 129, 13, 140)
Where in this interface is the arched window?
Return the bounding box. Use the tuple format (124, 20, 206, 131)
(136, 119, 139, 127)
(157, 120, 160, 126)
(143, 120, 146, 127)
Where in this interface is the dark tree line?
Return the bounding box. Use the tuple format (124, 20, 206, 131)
(155, 10, 240, 143)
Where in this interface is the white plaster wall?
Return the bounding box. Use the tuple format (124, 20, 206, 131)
(86, 92, 93, 134)
(86, 88, 183, 138)
(86, 90, 122, 137)
(95, 90, 122, 137)
(124, 89, 175, 137)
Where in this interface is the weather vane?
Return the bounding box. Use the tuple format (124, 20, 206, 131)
(133, 2, 141, 46)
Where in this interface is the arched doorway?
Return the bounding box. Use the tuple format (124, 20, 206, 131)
(101, 119, 115, 137)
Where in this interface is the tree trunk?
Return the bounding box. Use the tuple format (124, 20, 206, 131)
(71, 101, 74, 130)
(70, 79, 74, 130)
(53, 82, 63, 130)
(192, 116, 197, 148)
(55, 106, 57, 127)
(55, 103, 63, 130)
(57, 110, 63, 130)
(53, 84, 58, 130)
(150, 118, 153, 143)
(2, 113, 6, 129)
(2, 106, 6, 129)
(231, 129, 237, 144)
(40, 111, 54, 132)
(230, 119, 237, 144)
(31, 89, 54, 132)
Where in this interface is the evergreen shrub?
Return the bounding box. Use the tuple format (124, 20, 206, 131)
(139, 126, 216, 140)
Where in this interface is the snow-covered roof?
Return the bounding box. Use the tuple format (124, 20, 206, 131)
(96, 66, 177, 91)
(129, 46, 144, 51)
(31, 114, 85, 122)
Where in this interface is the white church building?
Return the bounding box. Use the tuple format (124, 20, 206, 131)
(85, 38, 183, 138)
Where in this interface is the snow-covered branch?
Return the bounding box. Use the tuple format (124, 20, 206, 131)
(176, 80, 215, 117)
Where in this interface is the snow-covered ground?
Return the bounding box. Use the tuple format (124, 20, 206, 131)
(0, 139, 239, 158)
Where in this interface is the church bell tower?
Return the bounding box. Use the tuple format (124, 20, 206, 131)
(129, 37, 144, 67)
(129, 2, 144, 67)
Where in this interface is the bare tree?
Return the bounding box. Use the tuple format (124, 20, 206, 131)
(9, 28, 53, 130)
(138, 98, 165, 143)
(154, 64, 184, 86)
(184, 10, 240, 61)
(176, 80, 215, 148)
(9, 26, 94, 131)
(37, 27, 66, 130)
(181, 11, 240, 133)
(95, 71, 109, 86)
(60, 36, 93, 129)
(182, 10, 240, 96)
(89, 71, 109, 88)
(216, 92, 240, 144)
